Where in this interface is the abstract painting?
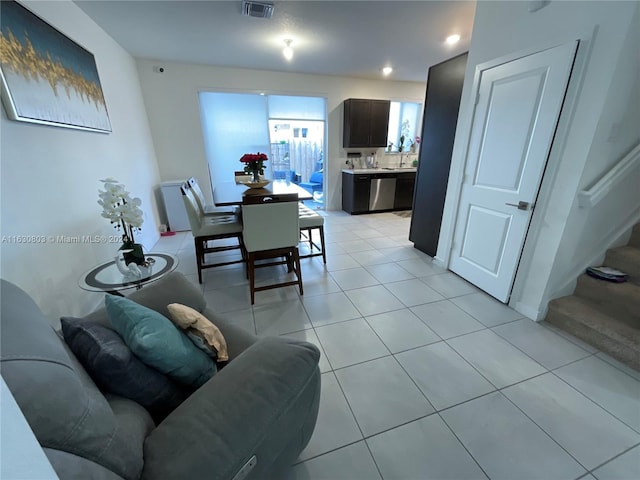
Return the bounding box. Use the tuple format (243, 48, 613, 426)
(0, 1, 111, 133)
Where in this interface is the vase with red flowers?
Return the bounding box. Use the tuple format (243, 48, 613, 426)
(240, 152, 268, 183)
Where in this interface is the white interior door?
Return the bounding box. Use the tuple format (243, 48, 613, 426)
(450, 41, 578, 302)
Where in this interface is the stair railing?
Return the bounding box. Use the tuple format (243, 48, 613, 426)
(578, 142, 640, 208)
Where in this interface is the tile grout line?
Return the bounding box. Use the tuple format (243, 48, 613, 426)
(548, 359, 640, 436)
(171, 211, 640, 478)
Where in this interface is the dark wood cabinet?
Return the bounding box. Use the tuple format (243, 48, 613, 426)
(394, 172, 416, 210)
(342, 172, 371, 213)
(410, 52, 468, 257)
(343, 99, 390, 148)
(343, 171, 415, 214)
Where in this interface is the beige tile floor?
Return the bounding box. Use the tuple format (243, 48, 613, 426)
(153, 210, 640, 480)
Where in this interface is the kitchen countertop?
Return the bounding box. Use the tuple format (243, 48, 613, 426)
(342, 167, 417, 174)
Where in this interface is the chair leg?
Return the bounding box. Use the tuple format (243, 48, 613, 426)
(239, 234, 249, 279)
(248, 252, 256, 305)
(293, 247, 303, 296)
(304, 228, 312, 252)
(195, 238, 203, 283)
(299, 226, 326, 262)
(319, 226, 327, 264)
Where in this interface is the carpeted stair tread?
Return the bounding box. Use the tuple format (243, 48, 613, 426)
(604, 245, 640, 284)
(545, 223, 640, 371)
(574, 274, 640, 326)
(546, 295, 640, 370)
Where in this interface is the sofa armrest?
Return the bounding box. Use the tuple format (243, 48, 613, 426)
(141, 336, 321, 480)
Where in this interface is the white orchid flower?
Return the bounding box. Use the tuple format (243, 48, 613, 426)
(98, 179, 144, 241)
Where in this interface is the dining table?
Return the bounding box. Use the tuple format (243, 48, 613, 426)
(213, 179, 314, 206)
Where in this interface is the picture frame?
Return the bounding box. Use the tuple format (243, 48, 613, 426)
(0, 0, 111, 133)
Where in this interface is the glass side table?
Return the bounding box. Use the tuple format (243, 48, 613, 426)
(79, 252, 178, 295)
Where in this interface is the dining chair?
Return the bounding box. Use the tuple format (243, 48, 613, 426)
(187, 177, 238, 216)
(241, 193, 303, 304)
(181, 182, 245, 283)
(298, 204, 326, 263)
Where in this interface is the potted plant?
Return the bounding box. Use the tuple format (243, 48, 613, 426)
(98, 178, 145, 265)
(240, 152, 268, 182)
(400, 119, 412, 153)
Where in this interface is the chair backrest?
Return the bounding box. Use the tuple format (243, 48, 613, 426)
(242, 194, 299, 252)
(187, 177, 213, 211)
(180, 182, 203, 231)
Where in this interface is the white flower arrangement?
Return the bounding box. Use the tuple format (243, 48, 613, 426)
(98, 178, 143, 244)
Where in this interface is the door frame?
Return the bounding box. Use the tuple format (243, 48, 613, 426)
(435, 35, 594, 318)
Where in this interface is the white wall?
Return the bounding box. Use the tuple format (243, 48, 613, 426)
(135, 59, 425, 211)
(545, 4, 640, 301)
(0, 0, 161, 323)
(436, 0, 639, 319)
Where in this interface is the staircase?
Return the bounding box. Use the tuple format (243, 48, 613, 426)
(546, 224, 640, 371)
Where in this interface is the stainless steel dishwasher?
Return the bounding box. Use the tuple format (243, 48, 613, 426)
(369, 175, 396, 211)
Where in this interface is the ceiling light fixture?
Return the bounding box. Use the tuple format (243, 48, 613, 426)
(282, 39, 293, 61)
(382, 66, 393, 76)
(446, 34, 461, 45)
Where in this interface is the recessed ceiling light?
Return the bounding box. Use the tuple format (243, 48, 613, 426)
(282, 39, 293, 61)
(446, 34, 461, 45)
(382, 66, 393, 76)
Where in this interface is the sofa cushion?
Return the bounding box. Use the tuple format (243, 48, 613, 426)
(105, 295, 216, 387)
(61, 317, 189, 421)
(309, 170, 323, 184)
(0, 280, 146, 480)
(167, 303, 229, 361)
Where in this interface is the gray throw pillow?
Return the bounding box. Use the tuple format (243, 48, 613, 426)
(61, 317, 190, 422)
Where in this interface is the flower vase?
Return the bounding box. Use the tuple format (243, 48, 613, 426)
(120, 242, 145, 266)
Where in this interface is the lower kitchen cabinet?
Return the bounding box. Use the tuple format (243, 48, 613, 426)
(394, 173, 416, 210)
(342, 173, 371, 214)
(342, 171, 416, 214)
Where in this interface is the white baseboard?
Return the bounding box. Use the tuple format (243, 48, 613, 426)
(513, 301, 547, 321)
(432, 255, 447, 268)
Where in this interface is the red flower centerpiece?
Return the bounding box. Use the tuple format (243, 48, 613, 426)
(240, 152, 268, 183)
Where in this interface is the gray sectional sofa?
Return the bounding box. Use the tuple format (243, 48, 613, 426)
(0, 272, 321, 479)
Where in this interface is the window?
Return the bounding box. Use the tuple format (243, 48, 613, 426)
(387, 101, 421, 152)
(198, 92, 327, 208)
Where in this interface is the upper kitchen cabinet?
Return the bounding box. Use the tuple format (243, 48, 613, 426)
(343, 99, 390, 148)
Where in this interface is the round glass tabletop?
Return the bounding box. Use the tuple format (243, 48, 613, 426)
(79, 253, 178, 292)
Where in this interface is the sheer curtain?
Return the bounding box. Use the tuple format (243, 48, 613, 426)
(199, 92, 326, 190)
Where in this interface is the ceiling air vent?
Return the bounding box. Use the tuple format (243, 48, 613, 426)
(242, 1, 274, 19)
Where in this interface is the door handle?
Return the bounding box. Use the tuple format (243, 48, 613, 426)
(505, 201, 530, 211)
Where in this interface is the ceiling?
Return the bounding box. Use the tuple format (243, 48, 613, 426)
(74, 0, 476, 83)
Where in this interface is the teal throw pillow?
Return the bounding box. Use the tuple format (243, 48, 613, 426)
(105, 295, 216, 387)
